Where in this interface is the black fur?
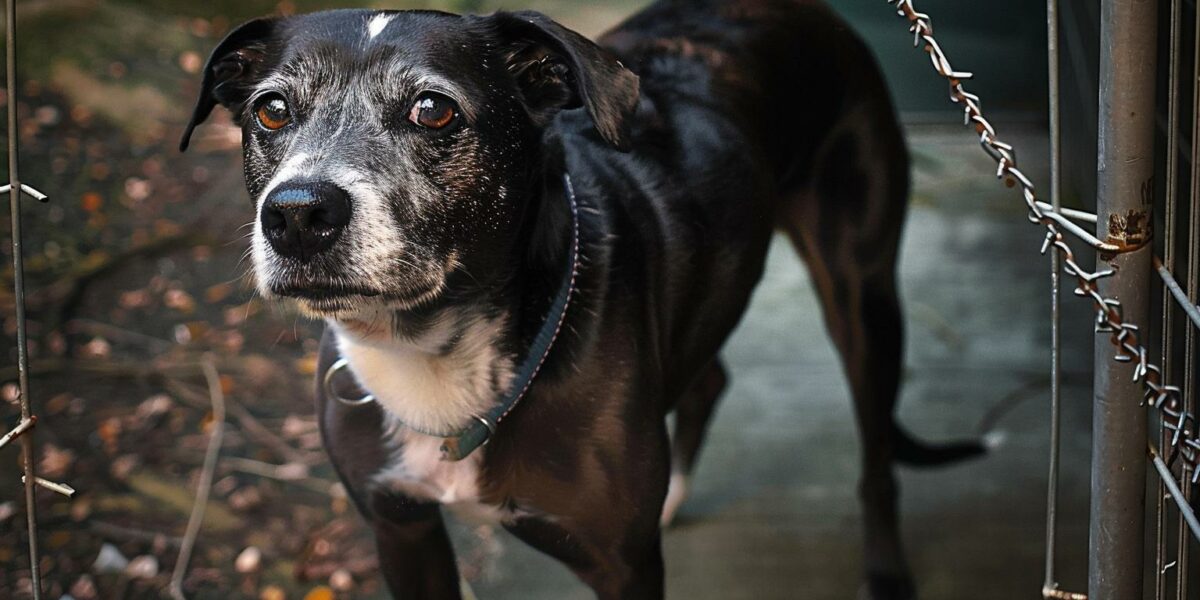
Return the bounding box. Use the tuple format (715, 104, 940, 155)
(184, 3, 984, 599)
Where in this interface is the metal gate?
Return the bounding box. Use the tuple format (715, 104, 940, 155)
(887, 0, 1200, 598)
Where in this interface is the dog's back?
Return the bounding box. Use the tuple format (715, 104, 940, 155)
(571, 0, 910, 398)
(591, 4, 977, 597)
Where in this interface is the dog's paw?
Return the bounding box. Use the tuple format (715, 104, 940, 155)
(659, 472, 690, 527)
(858, 573, 916, 600)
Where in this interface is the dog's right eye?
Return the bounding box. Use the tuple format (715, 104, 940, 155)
(408, 92, 458, 130)
(255, 95, 291, 131)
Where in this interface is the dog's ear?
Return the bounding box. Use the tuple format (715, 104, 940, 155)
(179, 17, 279, 152)
(488, 11, 639, 151)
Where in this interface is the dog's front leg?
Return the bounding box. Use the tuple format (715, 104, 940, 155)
(370, 499, 462, 600)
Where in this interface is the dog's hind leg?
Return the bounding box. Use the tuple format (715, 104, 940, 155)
(781, 156, 913, 599)
(662, 358, 728, 526)
(778, 107, 981, 600)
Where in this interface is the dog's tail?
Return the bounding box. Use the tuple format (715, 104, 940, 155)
(891, 423, 988, 468)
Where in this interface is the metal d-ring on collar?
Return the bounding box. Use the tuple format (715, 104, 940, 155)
(323, 358, 374, 406)
(322, 172, 582, 461)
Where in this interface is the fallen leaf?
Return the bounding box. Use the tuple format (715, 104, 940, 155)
(92, 543, 129, 574)
(126, 555, 159, 579)
(294, 353, 318, 376)
(220, 374, 236, 395)
(164, 289, 196, 313)
(330, 569, 353, 591)
(175, 321, 209, 344)
(260, 585, 286, 600)
(97, 417, 122, 453)
(179, 51, 202, 74)
(39, 443, 75, 478)
(70, 575, 98, 600)
(235, 546, 262, 573)
(205, 282, 233, 303)
(124, 177, 152, 202)
(80, 192, 103, 213)
(80, 336, 111, 359)
(135, 394, 174, 421)
(119, 289, 154, 309)
(303, 586, 334, 600)
(228, 485, 263, 512)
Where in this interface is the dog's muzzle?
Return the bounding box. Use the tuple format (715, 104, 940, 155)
(321, 173, 584, 463)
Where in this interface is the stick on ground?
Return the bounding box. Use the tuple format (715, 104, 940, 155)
(169, 357, 225, 600)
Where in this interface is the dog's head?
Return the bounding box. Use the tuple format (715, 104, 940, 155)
(181, 10, 637, 321)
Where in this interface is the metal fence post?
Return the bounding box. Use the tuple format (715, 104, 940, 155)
(1090, 0, 1157, 598)
(5, 0, 43, 597)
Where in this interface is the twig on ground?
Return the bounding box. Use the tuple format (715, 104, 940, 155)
(89, 519, 183, 549)
(164, 377, 321, 465)
(225, 397, 322, 465)
(169, 357, 225, 600)
(65, 319, 175, 353)
(0, 355, 256, 382)
(221, 456, 334, 496)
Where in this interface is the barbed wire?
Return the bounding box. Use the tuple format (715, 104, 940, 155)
(885, 0, 1198, 473)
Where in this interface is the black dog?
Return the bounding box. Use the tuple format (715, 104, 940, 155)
(181, 1, 983, 597)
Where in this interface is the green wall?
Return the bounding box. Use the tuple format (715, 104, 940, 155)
(826, 0, 1050, 118)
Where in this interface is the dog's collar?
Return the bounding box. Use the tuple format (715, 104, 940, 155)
(323, 173, 582, 461)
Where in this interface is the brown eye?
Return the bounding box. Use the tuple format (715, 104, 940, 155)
(255, 95, 291, 131)
(408, 93, 458, 129)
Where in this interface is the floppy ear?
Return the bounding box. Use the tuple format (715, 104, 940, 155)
(488, 11, 640, 151)
(179, 17, 279, 152)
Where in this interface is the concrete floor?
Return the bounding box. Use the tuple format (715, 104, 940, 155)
(444, 125, 1097, 599)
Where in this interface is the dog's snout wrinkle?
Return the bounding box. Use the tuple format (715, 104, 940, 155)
(261, 182, 352, 260)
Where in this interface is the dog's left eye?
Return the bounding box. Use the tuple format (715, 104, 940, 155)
(255, 95, 292, 131)
(408, 93, 458, 130)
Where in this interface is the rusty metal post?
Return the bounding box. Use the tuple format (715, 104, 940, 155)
(1089, 0, 1157, 598)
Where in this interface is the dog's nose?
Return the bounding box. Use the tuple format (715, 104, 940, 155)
(261, 182, 351, 259)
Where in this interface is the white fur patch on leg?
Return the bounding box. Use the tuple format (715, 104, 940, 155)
(660, 472, 691, 527)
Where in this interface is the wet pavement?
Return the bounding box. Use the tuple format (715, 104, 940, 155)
(445, 124, 1097, 600)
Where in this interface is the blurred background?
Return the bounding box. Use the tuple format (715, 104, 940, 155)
(0, 0, 1101, 598)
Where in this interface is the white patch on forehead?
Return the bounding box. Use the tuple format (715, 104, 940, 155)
(366, 13, 394, 40)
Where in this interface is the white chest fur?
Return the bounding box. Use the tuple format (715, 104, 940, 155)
(330, 313, 514, 522)
(373, 424, 508, 524)
(333, 314, 512, 435)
